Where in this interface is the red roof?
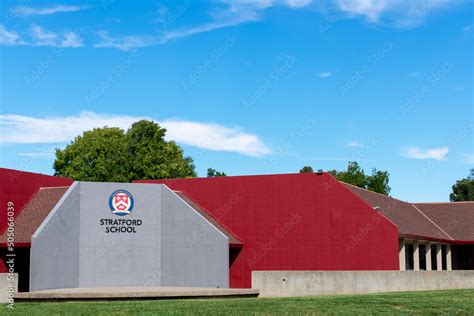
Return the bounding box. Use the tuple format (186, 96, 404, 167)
(0, 187, 69, 246)
(414, 202, 474, 242)
(174, 191, 242, 246)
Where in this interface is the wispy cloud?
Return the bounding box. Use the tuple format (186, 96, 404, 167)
(299, 157, 374, 162)
(0, 112, 271, 157)
(0, 25, 24, 46)
(61, 32, 83, 47)
(29, 24, 83, 48)
(30, 24, 58, 46)
(345, 140, 363, 148)
(336, 0, 391, 22)
(318, 71, 332, 78)
(334, 0, 461, 27)
(285, 0, 313, 8)
(94, 31, 156, 51)
(12, 5, 88, 16)
(1, 0, 466, 50)
(18, 152, 55, 157)
(401, 146, 449, 160)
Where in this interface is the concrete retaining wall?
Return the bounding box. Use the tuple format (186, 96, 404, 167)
(252, 271, 474, 297)
(0, 273, 18, 303)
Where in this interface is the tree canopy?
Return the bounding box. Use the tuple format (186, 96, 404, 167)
(449, 169, 474, 201)
(207, 168, 227, 177)
(54, 120, 196, 181)
(328, 161, 391, 195)
(299, 166, 314, 173)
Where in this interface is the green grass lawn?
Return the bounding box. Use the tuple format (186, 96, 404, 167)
(5, 289, 474, 315)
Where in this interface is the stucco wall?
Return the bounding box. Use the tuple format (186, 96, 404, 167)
(30, 182, 228, 291)
(252, 271, 474, 297)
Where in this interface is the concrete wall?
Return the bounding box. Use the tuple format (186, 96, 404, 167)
(0, 273, 17, 303)
(30, 183, 80, 291)
(252, 271, 474, 297)
(30, 182, 229, 291)
(161, 188, 229, 288)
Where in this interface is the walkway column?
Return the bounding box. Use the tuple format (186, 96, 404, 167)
(436, 244, 442, 270)
(413, 240, 420, 271)
(399, 239, 406, 271)
(425, 241, 432, 271)
(446, 244, 452, 271)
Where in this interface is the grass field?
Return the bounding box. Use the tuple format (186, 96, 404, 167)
(5, 289, 474, 315)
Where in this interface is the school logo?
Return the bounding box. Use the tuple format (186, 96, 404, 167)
(109, 190, 134, 216)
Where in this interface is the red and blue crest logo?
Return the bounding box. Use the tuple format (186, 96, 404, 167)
(109, 190, 134, 216)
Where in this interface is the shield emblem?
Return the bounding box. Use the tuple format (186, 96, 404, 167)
(109, 190, 134, 216)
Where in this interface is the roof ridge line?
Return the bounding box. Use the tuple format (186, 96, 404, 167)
(415, 201, 474, 204)
(40, 186, 70, 190)
(411, 204, 454, 240)
(341, 181, 406, 202)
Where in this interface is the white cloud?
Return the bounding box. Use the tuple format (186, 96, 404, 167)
(94, 31, 156, 51)
(0, 112, 271, 157)
(18, 152, 55, 157)
(30, 24, 58, 46)
(345, 140, 363, 148)
(285, 0, 313, 8)
(333, 0, 459, 27)
(61, 32, 83, 48)
(0, 25, 24, 45)
(12, 5, 88, 16)
(319, 71, 332, 78)
(162, 121, 270, 157)
(402, 146, 449, 160)
(336, 0, 392, 22)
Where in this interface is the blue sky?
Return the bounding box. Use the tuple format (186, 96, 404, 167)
(0, 0, 472, 202)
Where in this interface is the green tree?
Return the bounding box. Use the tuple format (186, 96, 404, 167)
(54, 120, 196, 181)
(53, 127, 129, 182)
(367, 169, 391, 195)
(329, 161, 391, 195)
(207, 168, 227, 177)
(127, 120, 196, 180)
(299, 166, 314, 173)
(450, 170, 474, 201)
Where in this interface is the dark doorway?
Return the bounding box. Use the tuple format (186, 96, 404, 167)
(0, 247, 30, 292)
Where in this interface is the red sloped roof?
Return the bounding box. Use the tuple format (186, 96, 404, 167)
(414, 202, 474, 242)
(344, 183, 453, 242)
(0, 187, 69, 246)
(174, 191, 242, 246)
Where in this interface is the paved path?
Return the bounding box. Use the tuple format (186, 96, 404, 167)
(15, 287, 259, 301)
